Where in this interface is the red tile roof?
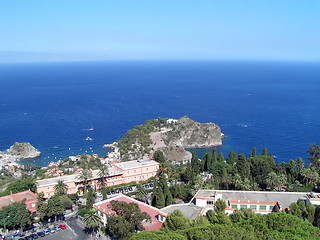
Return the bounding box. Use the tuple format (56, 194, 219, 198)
(93, 195, 166, 231)
(0, 190, 38, 212)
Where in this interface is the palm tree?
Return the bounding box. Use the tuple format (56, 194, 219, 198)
(301, 168, 319, 185)
(296, 158, 304, 174)
(277, 173, 287, 191)
(266, 172, 278, 190)
(79, 169, 93, 195)
(97, 165, 109, 199)
(54, 180, 68, 196)
(83, 209, 101, 239)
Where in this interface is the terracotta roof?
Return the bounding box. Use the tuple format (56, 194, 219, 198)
(0, 190, 37, 212)
(93, 194, 166, 231)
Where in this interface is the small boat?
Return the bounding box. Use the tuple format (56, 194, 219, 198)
(86, 137, 93, 141)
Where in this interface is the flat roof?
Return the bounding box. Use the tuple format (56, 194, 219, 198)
(161, 204, 202, 219)
(113, 159, 159, 170)
(37, 166, 122, 187)
(194, 190, 308, 209)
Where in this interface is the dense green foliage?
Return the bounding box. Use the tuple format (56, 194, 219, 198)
(105, 200, 151, 239)
(117, 118, 170, 158)
(0, 200, 32, 230)
(132, 211, 320, 240)
(0, 175, 36, 197)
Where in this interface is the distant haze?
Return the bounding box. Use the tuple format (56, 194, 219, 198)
(0, 0, 320, 62)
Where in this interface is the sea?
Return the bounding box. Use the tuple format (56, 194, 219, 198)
(0, 60, 319, 167)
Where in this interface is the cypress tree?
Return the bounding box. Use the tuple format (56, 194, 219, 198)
(250, 147, 257, 157)
(261, 147, 268, 156)
(217, 152, 224, 162)
(226, 151, 237, 166)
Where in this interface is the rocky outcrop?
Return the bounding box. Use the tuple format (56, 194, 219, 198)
(118, 117, 223, 163)
(8, 142, 41, 159)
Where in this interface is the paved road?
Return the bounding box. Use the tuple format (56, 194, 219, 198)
(65, 216, 89, 240)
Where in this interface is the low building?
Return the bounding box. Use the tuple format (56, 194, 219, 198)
(190, 190, 307, 215)
(113, 159, 159, 183)
(306, 193, 320, 205)
(0, 190, 38, 213)
(93, 194, 167, 231)
(161, 203, 202, 219)
(36, 159, 159, 198)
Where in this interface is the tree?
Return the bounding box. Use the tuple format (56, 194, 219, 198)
(261, 147, 268, 156)
(296, 158, 305, 173)
(250, 147, 257, 157)
(14, 200, 32, 231)
(106, 200, 151, 238)
(154, 150, 166, 164)
(308, 143, 320, 169)
(152, 185, 165, 209)
(162, 210, 190, 231)
(47, 195, 64, 222)
(266, 172, 279, 190)
(226, 151, 237, 166)
(54, 180, 68, 196)
(214, 199, 227, 213)
(135, 183, 148, 202)
(78, 169, 93, 194)
(206, 210, 231, 225)
(83, 209, 101, 237)
(97, 165, 109, 200)
(86, 188, 95, 208)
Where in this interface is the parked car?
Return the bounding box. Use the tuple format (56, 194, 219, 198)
(96, 192, 102, 198)
(24, 236, 33, 240)
(149, 183, 154, 187)
(145, 184, 149, 188)
(59, 224, 67, 229)
(43, 229, 50, 235)
(107, 191, 111, 195)
(36, 232, 45, 237)
(55, 226, 61, 231)
(128, 187, 133, 191)
(49, 228, 55, 234)
(30, 234, 38, 239)
(111, 191, 115, 194)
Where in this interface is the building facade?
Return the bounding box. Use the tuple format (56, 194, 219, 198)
(36, 159, 159, 198)
(190, 190, 307, 215)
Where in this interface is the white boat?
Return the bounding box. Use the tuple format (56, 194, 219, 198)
(86, 137, 93, 141)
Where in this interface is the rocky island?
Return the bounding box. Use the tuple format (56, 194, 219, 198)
(116, 117, 223, 163)
(7, 142, 41, 159)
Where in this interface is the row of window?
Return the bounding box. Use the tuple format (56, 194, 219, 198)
(127, 168, 151, 175)
(231, 204, 269, 210)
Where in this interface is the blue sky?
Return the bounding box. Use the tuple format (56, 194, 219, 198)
(1, 0, 319, 62)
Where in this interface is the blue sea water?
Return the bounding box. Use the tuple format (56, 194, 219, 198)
(0, 60, 319, 166)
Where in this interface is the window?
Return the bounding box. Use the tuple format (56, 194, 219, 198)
(134, 177, 136, 180)
(32, 203, 35, 208)
(240, 205, 247, 209)
(260, 205, 266, 210)
(207, 200, 214, 205)
(250, 205, 257, 210)
(146, 168, 149, 171)
(47, 187, 50, 190)
(127, 171, 129, 174)
(134, 170, 136, 173)
(232, 205, 238, 210)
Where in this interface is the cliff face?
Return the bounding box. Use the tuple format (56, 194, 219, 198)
(8, 142, 41, 159)
(118, 117, 223, 163)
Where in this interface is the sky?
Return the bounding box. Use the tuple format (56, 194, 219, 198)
(1, 0, 320, 62)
